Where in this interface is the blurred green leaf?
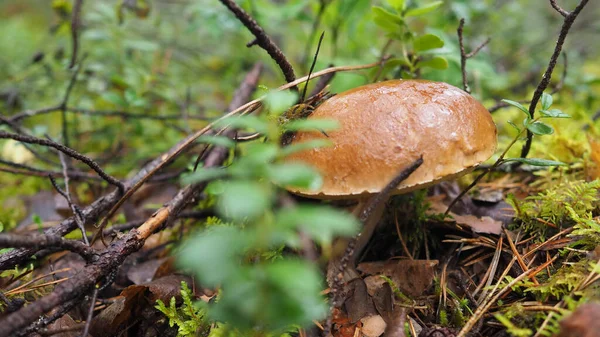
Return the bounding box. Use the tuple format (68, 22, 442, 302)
(210, 260, 327, 330)
(217, 180, 271, 221)
(177, 226, 249, 287)
(387, 0, 406, 11)
(101, 92, 127, 107)
(502, 158, 567, 167)
(526, 121, 554, 135)
(405, 1, 443, 17)
(197, 135, 236, 149)
(124, 39, 159, 52)
(372, 6, 403, 34)
(214, 115, 269, 134)
(181, 168, 227, 185)
(268, 163, 323, 190)
(265, 90, 299, 115)
(280, 139, 333, 157)
(419, 56, 448, 70)
(541, 92, 553, 111)
(276, 206, 360, 246)
(284, 119, 340, 132)
(413, 33, 444, 52)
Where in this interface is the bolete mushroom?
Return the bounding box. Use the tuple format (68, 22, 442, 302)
(284, 79, 497, 262)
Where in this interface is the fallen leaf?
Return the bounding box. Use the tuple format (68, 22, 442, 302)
(358, 260, 438, 298)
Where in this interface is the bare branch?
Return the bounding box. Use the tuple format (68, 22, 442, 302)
(218, 0, 297, 86)
(550, 0, 569, 17)
(457, 18, 491, 94)
(0, 131, 124, 192)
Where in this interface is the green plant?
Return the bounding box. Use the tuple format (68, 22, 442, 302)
(371, 0, 448, 79)
(176, 91, 360, 333)
(155, 282, 208, 337)
(507, 179, 600, 241)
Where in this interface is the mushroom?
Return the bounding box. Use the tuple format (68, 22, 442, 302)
(284, 79, 497, 262)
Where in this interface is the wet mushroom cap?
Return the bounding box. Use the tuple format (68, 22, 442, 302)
(285, 79, 497, 199)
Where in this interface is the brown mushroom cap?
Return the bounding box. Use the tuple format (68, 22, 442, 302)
(284, 79, 497, 199)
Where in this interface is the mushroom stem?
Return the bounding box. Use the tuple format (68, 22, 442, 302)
(351, 198, 387, 264)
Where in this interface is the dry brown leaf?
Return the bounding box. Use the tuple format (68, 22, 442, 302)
(357, 260, 438, 297)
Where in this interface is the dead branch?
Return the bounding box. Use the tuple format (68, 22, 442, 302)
(218, 0, 296, 86)
(0, 131, 124, 192)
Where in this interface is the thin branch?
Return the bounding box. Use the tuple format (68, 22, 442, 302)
(60, 54, 87, 147)
(0, 234, 95, 261)
(457, 18, 490, 94)
(4, 105, 62, 123)
(65, 107, 209, 121)
(81, 288, 98, 337)
(550, 0, 569, 17)
(0, 131, 124, 192)
(520, 0, 589, 159)
(300, 32, 325, 103)
(0, 159, 101, 180)
(218, 0, 297, 86)
(69, 0, 84, 68)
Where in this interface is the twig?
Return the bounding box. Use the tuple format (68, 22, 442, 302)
(519, 0, 589, 159)
(65, 107, 209, 121)
(4, 105, 62, 123)
(301, 0, 329, 70)
(300, 32, 325, 103)
(218, 0, 297, 86)
(0, 131, 124, 192)
(60, 54, 87, 147)
(52, 152, 89, 245)
(81, 287, 98, 337)
(0, 234, 95, 261)
(69, 0, 84, 68)
(457, 18, 490, 94)
(308, 63, 335, 97)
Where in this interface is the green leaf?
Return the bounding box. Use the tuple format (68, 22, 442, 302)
(216, 180, 271, 221)
(280, 139, 333, 157)
(180, 168, 227, 185)
(284, 118, 340, 132)
(177, 226, 249, 287)
(124, 88, 137, 104)
(209, 260, 328, 329)
(268, 163, 323, 190)
(502, 158, 567, 167)
(276, 205, 360, 246)
(405, 1, 443, 17)
(541, 92, 553, 111)
(197, 135, 236, 148)
(507, 120, 521, 132)
(413, 33, 444, 52)
(372, 6, 403, 34)
(387, 0, 405, 11)
(124, 39, 159, 52)
(526, 121, 554, 135)
(265, 90, 299, 115)
(501, 99, 531, 118)
(419, 56, 448, 69)
(101, 92, 127, 107)
(213, 115, 269, 134)
(540, 109, 570, 118)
